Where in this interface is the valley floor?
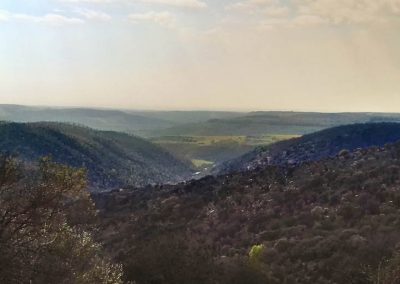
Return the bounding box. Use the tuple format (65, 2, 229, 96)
(151, 134, 298, 174)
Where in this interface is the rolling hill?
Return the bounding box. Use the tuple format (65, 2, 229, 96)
(0, 105, 244, 136)
(0, 122, 192, 190)
(4, 105, 400, 139)
(126, 110, 244, 125)
(0, 104, 176, 135)
(216, 122, 400, 174)
(95, 138, 400, 283)
(148, 111, 400, 137)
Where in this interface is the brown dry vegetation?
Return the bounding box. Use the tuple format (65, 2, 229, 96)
(96, 141, 400, 283)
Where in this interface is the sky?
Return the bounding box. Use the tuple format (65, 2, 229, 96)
(1, 0, 400, 112)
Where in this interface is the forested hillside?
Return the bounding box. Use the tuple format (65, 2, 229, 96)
(217, 123, 400, 174)
(0, 122, 192, 190)
(95, 140, 400, 283)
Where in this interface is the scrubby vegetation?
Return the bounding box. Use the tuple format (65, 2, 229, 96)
(0, 122, 192, 190)
(95, 140, 400, 283)
(218, 123, 400, 174)
(3, 121, 400, 283)
(0, 156, 122, 283)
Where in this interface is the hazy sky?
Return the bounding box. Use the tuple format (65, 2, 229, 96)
(1, 0, 400, 112)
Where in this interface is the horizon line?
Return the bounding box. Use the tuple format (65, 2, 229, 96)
(1, 103, 400, 115)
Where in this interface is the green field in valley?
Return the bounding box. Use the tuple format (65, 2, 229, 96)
(151, 134, 299, 172)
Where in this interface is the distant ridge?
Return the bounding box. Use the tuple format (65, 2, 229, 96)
(3, 105, 400, 138)
(0, 104, 243, 137)
(149, 111, 400, 136)
(0, 104, 175, 135)
(0, 122, 192, 190)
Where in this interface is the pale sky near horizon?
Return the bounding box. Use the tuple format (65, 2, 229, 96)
(1, 0, 400, 112)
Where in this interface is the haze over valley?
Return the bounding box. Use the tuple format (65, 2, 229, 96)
(3, 104, 400, 177)
(2, 0, 400, 283)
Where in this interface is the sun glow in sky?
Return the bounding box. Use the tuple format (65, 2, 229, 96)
(1, 0, 400, 111)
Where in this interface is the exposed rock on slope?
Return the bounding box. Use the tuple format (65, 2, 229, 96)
(216, 123, 400, 174)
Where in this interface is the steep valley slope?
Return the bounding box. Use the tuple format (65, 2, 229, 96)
(216, 123, 400, 175)
(95, 140, 400, 283)
(0, 122, 192, 190)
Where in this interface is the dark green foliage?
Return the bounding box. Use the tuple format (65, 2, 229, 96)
(0, 122, 192, 190)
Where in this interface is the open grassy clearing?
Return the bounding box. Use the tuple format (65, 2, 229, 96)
(151, 134, 298, 146)
(151, 134, 299, 172)
(191, 159, 214, 168)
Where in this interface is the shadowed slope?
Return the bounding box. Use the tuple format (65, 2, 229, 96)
(217, 123, 400, 174)
(0, 122, 192, 190)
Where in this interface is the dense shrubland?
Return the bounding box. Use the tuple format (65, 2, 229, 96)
(96, 141, 400, 283)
